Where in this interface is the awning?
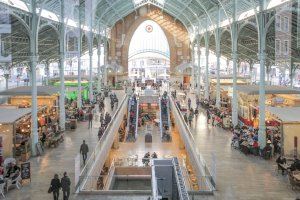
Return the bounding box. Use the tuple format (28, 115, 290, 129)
(236, 85, 300, 95)
(266, 107, 300, 123)
(0, 86, 60, 96)
(0, 108, 31, 124)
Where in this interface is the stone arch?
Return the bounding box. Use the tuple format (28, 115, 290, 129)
(109, 6, 190, 73)
(122, 17, 176, 70)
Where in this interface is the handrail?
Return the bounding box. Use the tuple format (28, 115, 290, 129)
(76, 94, 128, 190)
(169, 95, 215, 190)
(135, 98, 139, 139)
(159, 97, 163, 139)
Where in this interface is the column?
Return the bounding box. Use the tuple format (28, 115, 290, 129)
(103, 39, 108, 86)
(45, 61, 50, 86)
(231, 0, 238, 127)
(29, 0, 39, 156)
(215, 7, 221, 108)
(77, 8, 82, 109)
(191, 45, 195, 91)
(59, 0, 66, 130)
(89, 50, 93, 101)
(204, 32, 210, 100)
(258, 0, 267, 149)
(197, 39, 201, 95)
(3, 65, 9, 90)
(97, 41, 102, 91)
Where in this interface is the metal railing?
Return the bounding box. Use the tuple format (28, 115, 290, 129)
(169, 95, 216, 190)
(76, 94, 128, 190)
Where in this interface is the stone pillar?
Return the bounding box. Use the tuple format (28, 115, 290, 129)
(258, 0, 267, 149)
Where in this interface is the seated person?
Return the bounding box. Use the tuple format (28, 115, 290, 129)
(289, 158, 300, 171)
(142, 152, 151, 165)
(151, 152, 158, 159)
(276, 155, 287, 175)
(5, 163, 20, 179)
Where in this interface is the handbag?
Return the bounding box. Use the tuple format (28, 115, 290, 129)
(48, 186, 53, 193)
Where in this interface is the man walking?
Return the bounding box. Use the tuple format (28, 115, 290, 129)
(80, 140, 89, 166)
(61, 172, 71, 200)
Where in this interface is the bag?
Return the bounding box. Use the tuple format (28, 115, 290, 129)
(48, 186, 53, 193)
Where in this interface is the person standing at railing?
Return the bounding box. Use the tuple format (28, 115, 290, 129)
(80, 140, 89, 166)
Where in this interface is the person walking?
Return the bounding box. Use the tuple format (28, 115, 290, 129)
(50, 174, 61, 200)
(61, 172, 71, 200)
(188, 98, 191, 110)
(88, 112, 93, 129)
(206, 109, 211, 124)
(80, 140, 89, 166)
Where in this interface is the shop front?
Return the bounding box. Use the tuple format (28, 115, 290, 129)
(237, 85, 300, 127)
(0, 108, 32, 161)
(266, 107, 300, 157)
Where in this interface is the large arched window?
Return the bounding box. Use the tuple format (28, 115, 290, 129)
(128, 20, 170, 82)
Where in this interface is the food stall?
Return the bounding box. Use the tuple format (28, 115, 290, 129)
(54, 81, 89, 101)
(266, 107, 300, 157)
(237, 85, 300, 127)
(0, 86, 59, 111)
(209, 75, 251, 108)
(0, 108, 32, 161)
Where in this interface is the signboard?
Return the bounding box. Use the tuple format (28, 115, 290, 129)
(21, 162, 31, 180)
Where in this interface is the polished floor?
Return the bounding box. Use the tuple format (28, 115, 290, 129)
(5, 89, 300, 200)
(186, 90, 300, 200)
(5, 91, 124, 200)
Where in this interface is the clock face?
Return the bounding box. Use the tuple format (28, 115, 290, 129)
(145, 25, 153, 33)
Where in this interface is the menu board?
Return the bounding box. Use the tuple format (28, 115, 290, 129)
(21, 162, 31, 180)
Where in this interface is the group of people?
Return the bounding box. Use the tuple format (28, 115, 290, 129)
(142, 152, 158, 165)
(231, 126, 281, 159)
(109, 93, 119, 110)
(49, 172, 71, 200)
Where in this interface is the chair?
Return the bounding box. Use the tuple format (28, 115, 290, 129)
(6, 173, 22, 192)
(288, 172, 300, 190)
(0, 183, 5, 198)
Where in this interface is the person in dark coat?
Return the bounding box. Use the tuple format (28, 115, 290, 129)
(61, 172, 71, 200)
(80, 140, 89, 166)
(50, 174, 61, 200)
(88, 112, 93, 129)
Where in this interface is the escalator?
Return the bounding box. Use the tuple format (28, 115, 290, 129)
(160, 91, 172, 142)
(152, 158, 190, 200)
(126, 94, 139, 142)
